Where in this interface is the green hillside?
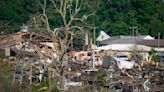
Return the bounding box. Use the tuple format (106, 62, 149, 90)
(0, 0, 163, 38)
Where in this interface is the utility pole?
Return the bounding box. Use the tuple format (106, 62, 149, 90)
(129, 26, 138, 56)
(92, 26, 97, 69)
(129, 26, 138, 36)
(93, 26, 96, 45)
(129, 26, 138, 45)
(158, 32, 160, 50)
(134, 27, 138, 45)
(85, 30, 89, 50)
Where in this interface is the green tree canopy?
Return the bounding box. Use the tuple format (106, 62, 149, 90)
(0, 0, 163, 37)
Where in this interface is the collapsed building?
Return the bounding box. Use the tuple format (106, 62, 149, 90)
(0, 31, 58, 83)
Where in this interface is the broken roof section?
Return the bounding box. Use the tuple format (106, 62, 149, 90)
(96, 31, 110, 41)
(0, 32, 53, 49)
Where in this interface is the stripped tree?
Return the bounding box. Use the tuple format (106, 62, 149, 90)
(37, 0, 93, 91)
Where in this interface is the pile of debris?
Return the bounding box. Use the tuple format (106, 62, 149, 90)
(0, 32, 164, 92)
(0, 32, 59, 84)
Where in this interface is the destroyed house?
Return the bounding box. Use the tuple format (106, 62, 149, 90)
(0, 32, 53, 56)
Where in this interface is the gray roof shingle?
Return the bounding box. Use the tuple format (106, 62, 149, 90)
(99, 36, 145, 45)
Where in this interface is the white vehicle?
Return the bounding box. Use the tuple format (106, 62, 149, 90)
(116, 55, 129, 60)
(113, 56, 135, 70)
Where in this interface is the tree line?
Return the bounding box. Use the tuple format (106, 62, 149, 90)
(0, 0, 163, 38)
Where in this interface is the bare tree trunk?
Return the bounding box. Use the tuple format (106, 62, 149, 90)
(37, 0, 92, 91)
(20, 65, 24, 84)
(48, 67, 52, 92)
(29, 63, 32, 85)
